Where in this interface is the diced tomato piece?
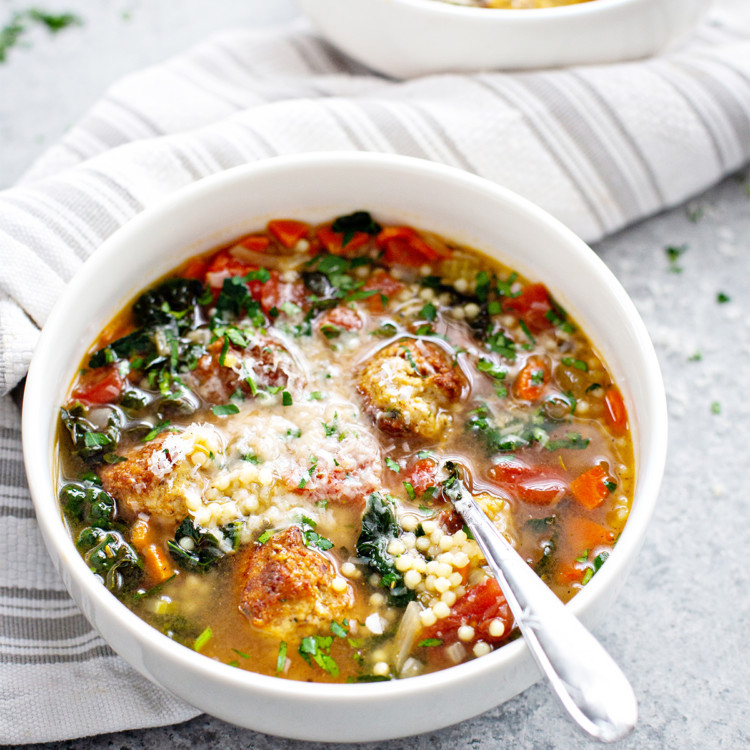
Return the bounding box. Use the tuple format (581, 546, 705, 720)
(238, 234, 271, 252)
(556, 563, 586, 585)
(256, 275, 307, 315)
(362, 270, 404, 312)
(316, 225, 371, 256)
(488, 456, 567, 506)
(71, 366, 124, 405)
(404, 458, 438, 496)
(565, 516, 615, 553)
(421, 577, 513, 646)
(204, 250, 255, 290)
(603, 386, 628, 436)
(570, 466, 611, 510)
(376, 226, 444, 268)
(182, 258, 209, 281)
(504, 283, 554, 333)
(317, 306, 363, 334)
(267, 220, 309, 249)
(513, 355, 549, 402)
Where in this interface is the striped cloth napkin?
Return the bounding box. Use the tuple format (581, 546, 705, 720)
(2, 2, 750, 743)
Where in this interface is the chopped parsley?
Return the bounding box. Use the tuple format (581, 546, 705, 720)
(193, 626, 212, 652)
(711, 401, 721, 415)
(665, 244, 687, 273)
(385, 457, 401, 473)
(299, 635, 339, 676)
(212, 403, 239, 416)
(276, 641, 288, 674)
(417, 638, 443, 648)
(562, 357, 588, 372)
(717, 292, 730, 304)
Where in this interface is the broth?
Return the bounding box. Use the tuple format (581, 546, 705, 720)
(57, 212, 633, 682)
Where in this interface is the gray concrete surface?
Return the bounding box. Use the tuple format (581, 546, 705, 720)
(2, 1, 749, 748)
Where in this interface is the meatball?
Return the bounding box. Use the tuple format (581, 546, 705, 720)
(357, 338, 467, 440)
(238, 526, 353, 640)
(188, 333, 295, 404)
(99, 424, 222, 519)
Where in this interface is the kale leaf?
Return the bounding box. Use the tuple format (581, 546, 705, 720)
(167, 517, 235, 571)
(331, 210, 382, 247)
(60, 480, 117, 529)
(356, 493, 415, 607)
(132, 278, 203, 328)
(60, 404, 123, 462)
(76, 527, 141, 591)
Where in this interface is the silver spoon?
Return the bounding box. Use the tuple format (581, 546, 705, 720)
(442, 462, 638, 743)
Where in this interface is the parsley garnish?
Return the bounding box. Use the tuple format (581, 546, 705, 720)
(276, 641, 287, 674)
(212, 403, 239, 416)
(418, 638, 443, 648)
(665, 244, 687, 273)
(385, 457, 401, 473)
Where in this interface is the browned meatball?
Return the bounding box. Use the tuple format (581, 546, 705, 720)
(99, 424, 222, 520)
(188, 334, 294, 404)
(238, 526, 353, 640)
(357, 338, 467, 440)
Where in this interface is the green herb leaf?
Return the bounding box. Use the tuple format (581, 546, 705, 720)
(385, 457, 401, 473)
(417, 638, 443, 648)
(212, 403, 239, 416)
(276, 641, 288, 674)
(194, 626, 212, 652)
(282, 391, 293, 406)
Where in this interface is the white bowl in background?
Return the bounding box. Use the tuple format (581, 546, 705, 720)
(296, 0, 713, 78)
(23, 152, 667, 742)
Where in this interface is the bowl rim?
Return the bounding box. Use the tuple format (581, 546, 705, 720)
(22, 151, 667, 708)
(390, 0, 638, 18)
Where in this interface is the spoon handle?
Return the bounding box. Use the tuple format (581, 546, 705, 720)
(454, 489, 638, 743)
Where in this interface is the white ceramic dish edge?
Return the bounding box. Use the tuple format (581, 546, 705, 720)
(296, 0, 714, 78)
(23, 152, 667, 742)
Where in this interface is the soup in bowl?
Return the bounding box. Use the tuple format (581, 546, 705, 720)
(23, 152, 666, 741)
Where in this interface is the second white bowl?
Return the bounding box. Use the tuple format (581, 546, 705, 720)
(297, 0, 713, 78)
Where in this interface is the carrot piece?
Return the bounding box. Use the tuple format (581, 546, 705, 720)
(267, 219, 309, 248)
(570, 466, 611, 510)
(513, 355, 549, 402)
(143, 544, 175, 585)
(130, 517, 151, 547)
(238, 234, 271, 252)
(566, 516, 615, 553)
(604, 386, 628, 435)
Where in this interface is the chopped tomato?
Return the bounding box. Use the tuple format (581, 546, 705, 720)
(316, 225, 372, 256)
(404, 458, 438, 496)
(421, 577, 513, 647)
(556, 563, 586, 585)
(71, 366, 124, 405)
(565, 516, 615, 554)
(376, 226, 445, 268)
(182, 258, 209, 281)
(204, 250, 254, 290)
(317, 306, 363, 334)
(513, 355, 549, 402)
(570, 465, 611, 510)
(267, 220, 309, 249)
(504, 283, 554, 333)
(604, 386, 627, 435)
(488, 456, 567, 506)
(238, 234, 271, 252)
(259, 277, 306, 315)
(362, 269, 404, 312)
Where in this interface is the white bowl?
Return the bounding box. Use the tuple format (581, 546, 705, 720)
(23, 152, 667, 742)
(296, 0, 713, 78)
